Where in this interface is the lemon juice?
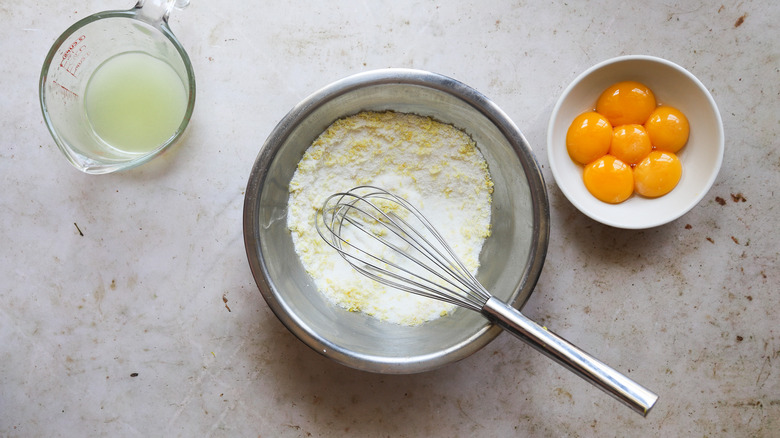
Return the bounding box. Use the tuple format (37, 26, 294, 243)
(85, 51, 188, 154)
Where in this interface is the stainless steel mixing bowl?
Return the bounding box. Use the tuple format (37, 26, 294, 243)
(243, 69, 549, 374)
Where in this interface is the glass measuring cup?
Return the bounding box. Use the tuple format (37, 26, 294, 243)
(39, 0, 195, 174)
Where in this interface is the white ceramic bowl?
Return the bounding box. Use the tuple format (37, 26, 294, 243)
(547, 55, 724, 229)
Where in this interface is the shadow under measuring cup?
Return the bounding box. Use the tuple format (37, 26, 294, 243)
(39, 0, 196, 174)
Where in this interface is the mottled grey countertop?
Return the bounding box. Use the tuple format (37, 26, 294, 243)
(1, 1, 778, 436)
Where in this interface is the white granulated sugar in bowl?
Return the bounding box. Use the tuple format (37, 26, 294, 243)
(287, 111, 493, 326)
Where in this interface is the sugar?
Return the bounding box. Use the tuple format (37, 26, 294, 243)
(287, 111, 493, 326)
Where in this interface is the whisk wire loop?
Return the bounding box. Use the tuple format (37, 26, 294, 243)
(316, 193, 456, 305)
(316, 186, 489, 311)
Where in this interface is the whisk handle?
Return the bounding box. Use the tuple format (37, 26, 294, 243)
(482, 297, 658, 417)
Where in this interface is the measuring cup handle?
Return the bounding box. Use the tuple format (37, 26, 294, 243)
(481, 297, 659, 417)
(134, 0, 188, 24)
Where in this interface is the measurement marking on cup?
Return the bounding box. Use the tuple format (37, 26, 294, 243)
(60, 35, 87, 78)
(52, 80, 79, 98)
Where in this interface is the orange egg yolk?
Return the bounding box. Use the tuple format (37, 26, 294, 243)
(583, 155, 634, 204)
(644, 106, 690, 153)
(596, 81, 657, 126)
(566, 111, 613, 165)
(634, 151, 682, 197)
(609, 124, 652, 166)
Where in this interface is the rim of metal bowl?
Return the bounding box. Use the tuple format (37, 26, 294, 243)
(243, 68, 550, 373)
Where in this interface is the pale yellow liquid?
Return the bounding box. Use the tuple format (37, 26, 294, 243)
(85, 51, 188, 154)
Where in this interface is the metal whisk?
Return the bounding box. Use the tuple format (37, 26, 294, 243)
(316, 186, 658, 416)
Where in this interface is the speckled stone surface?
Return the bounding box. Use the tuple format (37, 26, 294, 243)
(1, 1, 778, 436)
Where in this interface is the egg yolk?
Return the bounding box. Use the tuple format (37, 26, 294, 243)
(610, 124, 652, 165)
(596, 81, 657, 126)
(634, 151, 682, 197)
(644, 106, 690, 153)
(583, 155, 634, 204)
(566, 111, 613, 165)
